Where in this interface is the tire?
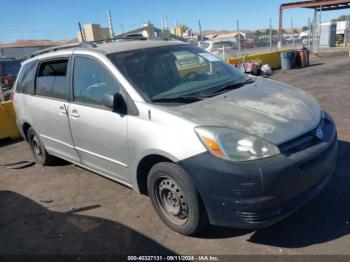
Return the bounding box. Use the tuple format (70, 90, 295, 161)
(301, 37, 309, 46)
(27, 127, 55, 166)
(147, 162, 208, 235)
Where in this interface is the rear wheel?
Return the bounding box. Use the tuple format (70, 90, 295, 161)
(27, 127, 55, 166)
(301, 37, 309, 46)
(147, 162, 208, 235)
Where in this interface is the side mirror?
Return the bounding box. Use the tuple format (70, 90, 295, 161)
(102, 92, 126, 114)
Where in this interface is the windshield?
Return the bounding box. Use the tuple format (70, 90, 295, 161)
(107, 44, 246, 102)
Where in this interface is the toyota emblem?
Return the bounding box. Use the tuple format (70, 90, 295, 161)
(315, 126, 324, 139)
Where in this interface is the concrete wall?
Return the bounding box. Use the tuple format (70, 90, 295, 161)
(226, 50, 283, 69)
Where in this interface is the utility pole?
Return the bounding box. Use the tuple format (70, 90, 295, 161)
(317, 5, 322, 54)
(291, 18, 295, 49)
(108, 10, 114, 38)
(237, 19, 241, 56)
(308, 17, 312, 50)
(345, 14, 350, 46)
(278, 7, 283, 48)
(316, 6, 323, 54)
(198, 20, 203, 47)
(313, 9, 318, 53)
(269, 18, 273, 51)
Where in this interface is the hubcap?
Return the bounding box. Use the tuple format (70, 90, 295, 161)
(156, 178, 189, 225)
(32, 135, 42, 157)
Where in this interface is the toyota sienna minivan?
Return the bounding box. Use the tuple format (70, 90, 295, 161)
(13, 40, 337, 235)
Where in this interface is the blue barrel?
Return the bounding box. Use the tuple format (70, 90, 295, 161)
(280, 50, 295, 70)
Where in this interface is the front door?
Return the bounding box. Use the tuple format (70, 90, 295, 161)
(68, 55, 130, 183)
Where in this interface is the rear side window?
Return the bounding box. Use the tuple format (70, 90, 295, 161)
(73, 56, 120, 106)
(35, 59, 68, 99)
(16, 60, 38, 94)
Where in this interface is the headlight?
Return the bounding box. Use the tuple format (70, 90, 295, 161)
(195, 127, 280, 162)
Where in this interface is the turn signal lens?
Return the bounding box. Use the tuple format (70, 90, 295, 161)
(202, 136, 225, 157)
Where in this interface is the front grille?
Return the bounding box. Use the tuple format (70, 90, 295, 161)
(279, 117, 330, 155)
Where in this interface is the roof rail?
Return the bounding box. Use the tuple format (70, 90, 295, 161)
(30, 42, 96, 58)
(91, 35, 147, 45)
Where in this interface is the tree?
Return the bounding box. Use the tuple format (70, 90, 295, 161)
(332, 15, 350, 22)
(337, 15, 350, 21)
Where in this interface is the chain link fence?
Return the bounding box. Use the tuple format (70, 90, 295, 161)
(198, 15, 350, 60)
(199, 20, 304, 60)
(0, 58, 22, 101)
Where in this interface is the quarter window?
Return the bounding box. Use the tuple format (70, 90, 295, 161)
(16, 60, 38, 94)
(73, 56, 120, 106)
(35, 59, 68, 99)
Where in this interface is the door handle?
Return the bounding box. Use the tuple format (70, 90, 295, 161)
(58, 105, 67, 116)
(71, 109, 80, 118)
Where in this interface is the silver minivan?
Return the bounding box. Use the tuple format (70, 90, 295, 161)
(13, 40, 337, 235)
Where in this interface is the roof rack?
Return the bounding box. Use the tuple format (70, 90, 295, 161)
(30, 42, 96, 58)
(91, 35, 148, 44)
(30, 36, 150, 58)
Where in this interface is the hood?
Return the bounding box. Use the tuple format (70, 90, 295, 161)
(169, 77, 321, 145)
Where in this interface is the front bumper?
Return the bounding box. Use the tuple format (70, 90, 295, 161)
(179, 114, 337, 229)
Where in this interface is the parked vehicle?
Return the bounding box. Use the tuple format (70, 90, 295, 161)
(299, 31, 311, 46)
(240, 38, 255, 48)
(13, 40, 337, 235)
(202, 40, 237, 59)
(299, 20, 350, 46)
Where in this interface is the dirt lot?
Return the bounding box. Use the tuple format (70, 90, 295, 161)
(1, 51, 350, 256)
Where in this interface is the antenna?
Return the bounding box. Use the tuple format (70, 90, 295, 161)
(108, 10, 115, 38)
(78, 22, 85, 42)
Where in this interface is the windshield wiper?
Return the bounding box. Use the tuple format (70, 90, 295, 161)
(150, 96, 203, 103)
(206, 78, 255, 97)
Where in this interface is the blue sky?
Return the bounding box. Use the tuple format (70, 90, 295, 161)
(1, 0, 349, 43)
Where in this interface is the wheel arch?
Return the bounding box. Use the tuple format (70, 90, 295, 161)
(22, 122, 32, 141)
(136, 153, 177, 195)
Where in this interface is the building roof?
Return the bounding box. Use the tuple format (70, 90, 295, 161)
(0, 39, 77, 48)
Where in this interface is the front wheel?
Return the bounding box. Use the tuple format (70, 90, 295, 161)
(147, 162, 208, 235)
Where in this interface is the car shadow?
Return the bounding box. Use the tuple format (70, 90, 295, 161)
(0, 137, 23, 147)
(199, 140, 350, 248)
(0, 191, 175, 255)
